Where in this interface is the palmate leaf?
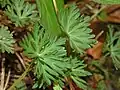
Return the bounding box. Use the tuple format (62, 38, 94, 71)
(93, 0, 120, 4)
(5, 0, 38, 27)
(66, 57, 91, 90)
(103, 25, 120, 69)
(58, 3, 96, 54)
(0, 26, 15, 53)
(20, 23, 69, 88)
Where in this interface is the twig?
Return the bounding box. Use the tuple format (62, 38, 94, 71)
(0, 58, 5, 90)
(8, 63, 32, 90)
(15, 52, 26, 70)
(4, 69, 11, 90)
(16, 52, 33, 87)
(91, 5, 106, 20)
(85, 4, 93, 10)
(95, 30, 104, 40)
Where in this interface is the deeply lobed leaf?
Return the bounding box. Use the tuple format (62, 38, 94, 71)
(65, 57, 91, 90)
(0, 26, 15, 53)
(58, 4, 96, 54)
(5, 0, 39, 27)
(20, 23, 69, 88)
(103, 25, 120, 69)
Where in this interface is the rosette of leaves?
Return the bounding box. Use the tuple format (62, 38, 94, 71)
(58, 4, 96, 54)
(103, 25, 120, 69)
(5, 0, 38, 27)
(0, 26, 15, 53)
(20, 23, 69, 88)
(93, 0, 120, 4)
(65, 57, 91, 90)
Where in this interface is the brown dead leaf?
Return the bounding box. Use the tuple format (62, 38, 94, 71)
(102, 5, 120, 23)
(86, 41, 104, 59)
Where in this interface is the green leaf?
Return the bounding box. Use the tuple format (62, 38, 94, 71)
(98, 10, 108, 21)
(96, 80, 107, 90)
(53, 84, 62, 90)
(5, 0, 39, 27)
(0, 26, 15, 53)
(72, 76, 87, 89)
(15, 81, 26, 90)
(20, 23, 69, 88)
(103, 25, 120, 69)
(58, 3, 96, 54)
(93, 0, 120, 4)
(36, 0, 61, 36)
(65, 57, 91, 90)
(55, 0, 64, 12)
(0, 0, 11, 8)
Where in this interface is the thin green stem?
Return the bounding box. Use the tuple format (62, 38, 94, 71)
(8, 63, 32, 90)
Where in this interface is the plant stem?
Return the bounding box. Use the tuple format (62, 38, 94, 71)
(8, 63, 32, 90)
(66, 40, 71, 56)
(53, 0, 58, 13)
